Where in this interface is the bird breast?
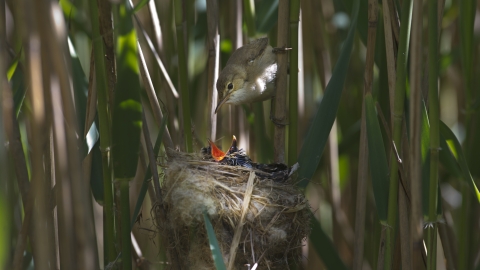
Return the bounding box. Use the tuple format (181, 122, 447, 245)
(227, 62, 277, 105)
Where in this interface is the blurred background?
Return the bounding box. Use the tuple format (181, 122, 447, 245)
(1, 0, 479, 269)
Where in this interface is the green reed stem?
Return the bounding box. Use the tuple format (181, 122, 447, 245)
(384, 0, 413, 267)
(88, 0, 116, 265)
(174, 0, 192, 152)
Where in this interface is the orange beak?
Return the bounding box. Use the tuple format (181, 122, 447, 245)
(208, 135, 238, 162)
(208, 139, 227, 161)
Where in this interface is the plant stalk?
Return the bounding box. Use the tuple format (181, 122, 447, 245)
(206, 0, 219, 141)
(353, 0, 377, 267)
(384, 0, 413, 267)
(287, 0, 300, 166)
(121, 180, 132, 270)
(273, 0, 289, 163)
(88, 0, 116, 265)
(174, 0, 193, 152)
(409, 0, 424, 267)
(427, 0, 440, 266)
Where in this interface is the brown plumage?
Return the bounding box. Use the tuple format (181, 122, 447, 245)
(215, 38, 277, 113)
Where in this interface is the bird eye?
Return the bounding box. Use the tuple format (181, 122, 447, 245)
(227, 83, 233, 90)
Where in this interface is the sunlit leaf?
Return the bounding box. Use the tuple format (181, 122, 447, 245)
(10, 63, 26, 117)
(439, 121, 480, 202)
(112, 3, 143, 178)
(68, 38, 90, 149)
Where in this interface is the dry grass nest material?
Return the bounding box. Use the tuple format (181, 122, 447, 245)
(158, 149, 311, 270)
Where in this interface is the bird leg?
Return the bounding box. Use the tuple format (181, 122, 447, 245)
(269, 96, 288, 127)
(272, 47, 292, 53)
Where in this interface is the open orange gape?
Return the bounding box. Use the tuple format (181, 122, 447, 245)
(157, 136, 310, 270)
(203, 135, 293, 182)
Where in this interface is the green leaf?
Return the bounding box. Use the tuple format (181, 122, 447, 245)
(112, 3, 143, 178)
(203, 212, 227, 270)
(439, 121, 480, 202)
(364, 94, 389, 222)
(439, 135, 461, 178)
(60, 0, 91, 37)
(297, 0, 360, 188)
(133, 0, 151, 13)
(130, 115, 167, 230)
(7, 54, 26, 117)
(68, 37, 91, 157)
(310, 214, 348, 270)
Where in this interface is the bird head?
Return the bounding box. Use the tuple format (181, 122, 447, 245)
(215, 65, 247, 113)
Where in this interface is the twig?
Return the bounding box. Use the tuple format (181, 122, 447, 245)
(142, 113, 182, 270)
(137, 41, 175, 149)
(133, 13, 179, 98)
(227, 172, 256, 270)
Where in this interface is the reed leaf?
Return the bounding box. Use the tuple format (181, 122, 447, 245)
(297, 0, 359, 188)
(364, 94, 389, 222)
(10, 62, 25, 117)
(111, 3, 143, 178)
(310, 215, 348, 270)
(439, 121, 480, 202)
(203, 212, 227, 270)
(68, 38, 90, 153)
(111, 2, 143, 268)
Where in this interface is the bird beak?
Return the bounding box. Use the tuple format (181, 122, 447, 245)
(215, 92, 232, 114)
(214, 98, 227, 114)
(208, 139, 226, 161)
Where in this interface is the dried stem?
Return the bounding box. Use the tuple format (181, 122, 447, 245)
(353, 0, 377, 267)
(206, 0, 219, 141)
(137, 42, 174, 149)
(227, 172, 255, 270)
(273, 0, 289, 163)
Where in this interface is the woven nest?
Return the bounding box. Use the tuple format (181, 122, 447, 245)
(158, 148, 310, 270)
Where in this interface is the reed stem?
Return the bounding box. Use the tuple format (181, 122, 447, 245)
(88, 0, 116, 265)
(427, 0, 440, 266)
(174, 0, 193, 152)
(384, 0, 413, 267)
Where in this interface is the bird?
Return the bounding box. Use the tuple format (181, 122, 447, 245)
(207, 135, 238, 162)
(215, 38, 278, 113)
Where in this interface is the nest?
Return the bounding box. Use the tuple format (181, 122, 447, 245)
(158, 148, 310, 269)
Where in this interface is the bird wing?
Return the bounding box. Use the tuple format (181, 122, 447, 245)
(226, 37, 269, 66)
